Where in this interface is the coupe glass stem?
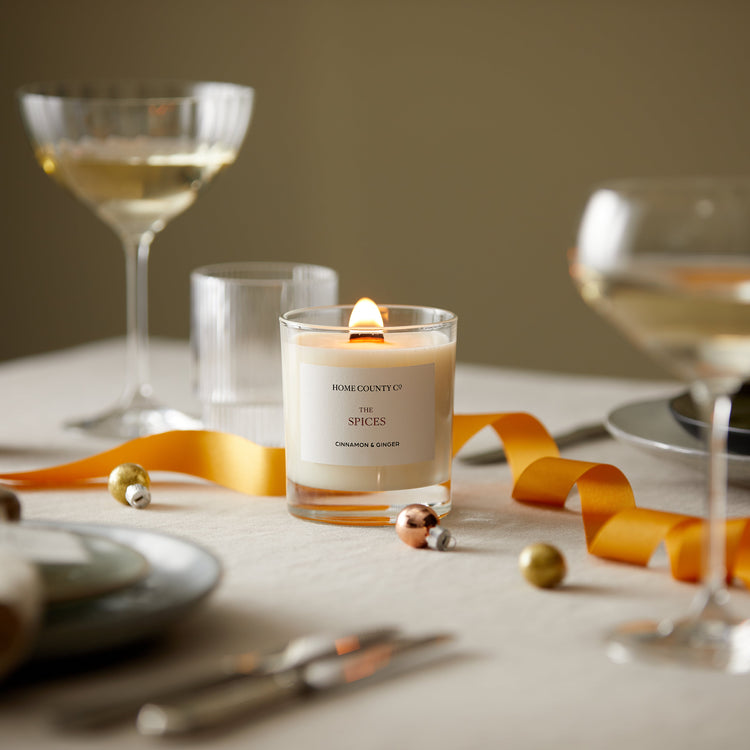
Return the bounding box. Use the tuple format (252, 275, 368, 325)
(690, 384, 735, 615)
(120, 230, 155, 407)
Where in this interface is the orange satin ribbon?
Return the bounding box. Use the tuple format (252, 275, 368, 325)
(0, 431, 287, 498)
(2, 414, 750, 587)
(452, 414, 750, 587)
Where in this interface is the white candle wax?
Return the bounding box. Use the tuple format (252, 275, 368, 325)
(282, 329, 456, 492)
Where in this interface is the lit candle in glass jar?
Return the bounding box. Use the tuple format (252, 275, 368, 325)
(280, 299, 457, 525)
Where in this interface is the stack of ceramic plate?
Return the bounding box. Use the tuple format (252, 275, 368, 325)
(606, 389, 750, 485)
(25, 523, 221, 661)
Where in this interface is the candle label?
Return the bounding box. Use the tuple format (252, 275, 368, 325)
(300, 362, 436, 466)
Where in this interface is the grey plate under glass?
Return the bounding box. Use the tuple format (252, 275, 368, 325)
(605, 397, 750, 485)
(669, 389, 750, 455)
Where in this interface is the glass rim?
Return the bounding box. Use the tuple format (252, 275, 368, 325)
(191, 262, 338, 286)
(280, 304, 457, 334)
(592, 175, 750, 193)
(16, 79, 254, 105)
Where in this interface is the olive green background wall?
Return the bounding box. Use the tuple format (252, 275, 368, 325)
(3, 1, 750, 379)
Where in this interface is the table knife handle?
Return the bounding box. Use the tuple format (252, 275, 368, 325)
(136, 672, 302, 736)
(55, 666, 242, 729)
(459, 422, 608, 465)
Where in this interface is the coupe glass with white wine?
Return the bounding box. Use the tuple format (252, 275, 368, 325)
(18, 80, 254, 438)
(571, 177, 750, 672)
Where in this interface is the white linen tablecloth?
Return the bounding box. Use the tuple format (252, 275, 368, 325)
(1, 339, 749, 749)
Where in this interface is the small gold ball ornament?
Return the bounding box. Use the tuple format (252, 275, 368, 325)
(0, 487, 21, 521)
(108, 463, 151, 509)
(519, 543, 567, 588)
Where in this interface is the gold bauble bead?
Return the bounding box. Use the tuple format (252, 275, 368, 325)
(108, 463, 151, 509)
(519, 543, 567, 588)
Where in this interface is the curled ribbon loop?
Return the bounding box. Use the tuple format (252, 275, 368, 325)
(2, 413, 750, 586)
(454, 413, 750, 588)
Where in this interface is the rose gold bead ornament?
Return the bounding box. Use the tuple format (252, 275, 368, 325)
(519, 543, 567, 588)
(108, 463, 151, 509)
(396, 504, 456, 551)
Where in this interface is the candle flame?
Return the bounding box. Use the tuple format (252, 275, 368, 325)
(349, 298, 384, 328)
(348, 297, 385, 342)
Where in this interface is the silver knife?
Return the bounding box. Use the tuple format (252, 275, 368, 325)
(458, 422, 609, 465)
(137, 633, 452, 736)
(55, 626, 398, 730)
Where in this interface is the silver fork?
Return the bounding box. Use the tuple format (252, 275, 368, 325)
(54, 627, 399, 730)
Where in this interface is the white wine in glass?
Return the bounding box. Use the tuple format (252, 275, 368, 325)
(18, 81, 254, 439)
(571, 177, 750, 672)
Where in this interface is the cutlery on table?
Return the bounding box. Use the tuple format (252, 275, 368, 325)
(137, 633, 453, 736)
(55, 626, 399, 730)
(458, 422, 609, 465)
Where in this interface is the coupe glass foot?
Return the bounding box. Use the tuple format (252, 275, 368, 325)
(66, 402, 201, 440)
(606, 614, 750, 673)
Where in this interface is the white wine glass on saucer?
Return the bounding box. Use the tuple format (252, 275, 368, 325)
(570, 177, 750, 672)
(17, 80, 254, 439)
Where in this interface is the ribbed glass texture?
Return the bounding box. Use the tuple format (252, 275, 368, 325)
(191, 262, 338, 446)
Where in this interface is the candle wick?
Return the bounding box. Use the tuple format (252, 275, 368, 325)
(348, 331, 385, 343)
